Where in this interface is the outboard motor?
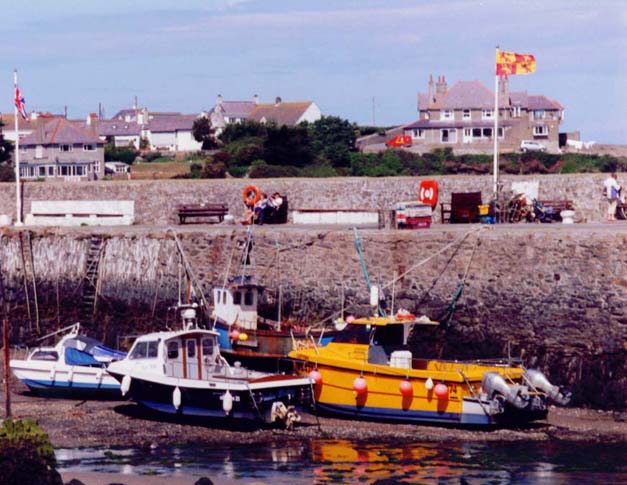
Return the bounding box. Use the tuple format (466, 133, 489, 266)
(482, 372, 531, 410)
(524, 369, 572, 406)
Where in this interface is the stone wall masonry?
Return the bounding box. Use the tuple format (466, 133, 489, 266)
(0, 172, 619, 225)
(0, 224, 626, 409)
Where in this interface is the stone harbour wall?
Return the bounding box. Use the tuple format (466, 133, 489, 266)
(0, 224, 626, 410)
(0, 172, 619, 225)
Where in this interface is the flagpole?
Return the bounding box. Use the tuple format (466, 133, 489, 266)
(13, 70, 23, 226)
(493, 48, 499, 199)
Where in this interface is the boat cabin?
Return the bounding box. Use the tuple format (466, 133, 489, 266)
(128, 329, 221, 381)
(332, 316, 438, 369)
(212, 277, 261, 330)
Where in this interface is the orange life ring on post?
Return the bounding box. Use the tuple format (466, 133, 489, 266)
(243, 185, 261, 207)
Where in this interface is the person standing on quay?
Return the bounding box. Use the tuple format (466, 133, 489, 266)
(603, 172, 621, 221)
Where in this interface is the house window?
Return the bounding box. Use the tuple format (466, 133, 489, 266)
(512, 106, 521, 117)
(60, 165, 69, 176)
(462, 110, 471, 120)
(411, 129, 425, 139)
(482, 128, 493, 138)
(498, 128, 504, 138)
(440, 129, 457, 143)
(441, 110, 453, 121)
(472, 128, 482, 138)
(534, 125, 548, 136)
(59, 144, 72, 152)
(38, 166, 46, 177)
(76, 166, 84, 176)
(533, 110, 545, 120)
(83, 144, 96, 151)
(48, 166, 55, 176)
(482, 110, 494, 120)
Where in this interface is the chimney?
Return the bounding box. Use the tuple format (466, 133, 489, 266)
(216, 94, 223, 106)
(86, 113, 98, 133)
(498, 75, 509, 105)
(428, 74, 434, 103)
(253, 94, 259, 105)
(435, 75, 447, 97)
(36, 117, 45, 144)
(275, 96, 282, 106)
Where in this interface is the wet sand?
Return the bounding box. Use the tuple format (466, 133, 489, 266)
(4, 382, 626, 450)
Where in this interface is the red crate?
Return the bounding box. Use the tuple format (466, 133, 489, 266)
(400, 216, 431, 229)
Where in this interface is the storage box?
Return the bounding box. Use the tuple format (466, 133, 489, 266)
(401, 216, 431, 229)
(390, 350, 413, 369)
(478, 204, 490, 216)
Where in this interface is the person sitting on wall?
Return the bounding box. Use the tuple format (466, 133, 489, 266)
(603, 172, 622, 221)
(264, 192, 284, 223)
(253, 193, 269, 224)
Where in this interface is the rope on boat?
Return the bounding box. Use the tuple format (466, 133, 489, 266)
(458, 369, 491, 418)
(245, 382, 264, 422)
(166, 228, 212, 314)
(437, 231, 482, 328)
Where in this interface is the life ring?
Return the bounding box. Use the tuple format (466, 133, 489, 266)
(243, 185, 261, 207)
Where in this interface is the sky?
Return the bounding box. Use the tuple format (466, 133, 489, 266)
(1, 0, 626, 143)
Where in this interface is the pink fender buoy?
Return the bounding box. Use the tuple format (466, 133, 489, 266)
(309, 370, 322, 385)
(229, 329, 240, 341)
(434, 383, 449, 399)
(399, 380, 413, 397)
(353, 377, 368, 394)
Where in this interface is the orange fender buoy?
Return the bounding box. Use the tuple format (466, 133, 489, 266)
(243, 184, 261, 207)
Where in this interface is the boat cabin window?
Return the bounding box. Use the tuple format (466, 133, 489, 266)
(201, 338, 214, 356)
(373, 325, 405, 348)
(333, 324, 372, 345)
(244, 291, 254, 306)
(167, 342, 179, 359)
(129, 340, 159, 359)
(233, 291, 242, 305)
(186, 340, 196, 358)
(31, 350, 58, 361)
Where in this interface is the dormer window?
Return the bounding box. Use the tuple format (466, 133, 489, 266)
(533, 110, 545, 120)
(482, 109, 494, 120)
(462, 110, 471, 120)
(59, 144, 72, 152)
(83, 144, 96, 151)
(441, 110, 453, 121)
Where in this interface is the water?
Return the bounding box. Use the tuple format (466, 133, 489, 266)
(56, 439, 627, 484)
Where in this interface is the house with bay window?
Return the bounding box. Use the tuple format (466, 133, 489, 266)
(403, 75, 564, 152)
(17, 118, 104, 181)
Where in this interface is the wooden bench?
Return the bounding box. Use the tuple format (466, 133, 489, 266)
(537, 200, 574, 221)
(177, 203, 228, 224)
(440, 192, 482, 224)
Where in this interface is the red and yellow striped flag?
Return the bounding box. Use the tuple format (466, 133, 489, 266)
(496, 50, 536, 76)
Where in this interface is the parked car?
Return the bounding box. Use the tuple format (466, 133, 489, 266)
(385, 135, 412, 148)
(520, 140, 547, 152)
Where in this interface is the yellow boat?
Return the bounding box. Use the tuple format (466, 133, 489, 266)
(289, 314, 571, 426)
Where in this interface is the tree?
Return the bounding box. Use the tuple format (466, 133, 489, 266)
(264, 125, 312, 167)
(192, 117, 219, 150)
(306, 116, 357, 168)
(0, 119, 14, 165)
(219, 120, 269, 144)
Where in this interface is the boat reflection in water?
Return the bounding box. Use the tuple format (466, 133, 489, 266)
(56, 439, 627, 484)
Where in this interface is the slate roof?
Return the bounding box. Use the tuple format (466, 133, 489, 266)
(94, 120, 142, 136)
(211, 101, 257, 119)
(527, 94, 563, 110)
(146, 114, 198, 132)
(404, 119, 513, 130)
(0, 113, 61, 132)
(249, 102, 313, 126)
(20, 118, 102, 146)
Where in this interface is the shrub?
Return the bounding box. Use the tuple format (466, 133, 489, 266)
(0, 164, 14, 182)
(0, 419, 62, 485)
(228, 166, 249, 178)
(143, 152, 163, 162)
(249, 161, 299, 178)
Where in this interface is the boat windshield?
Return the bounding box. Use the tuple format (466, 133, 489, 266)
(373, 324, 405, 348)
(333, 324, 372, 345)
(129, 340, 160, 359)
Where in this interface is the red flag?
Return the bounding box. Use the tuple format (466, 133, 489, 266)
(496, 51, 536, 76)
(14, 86, 27, 119)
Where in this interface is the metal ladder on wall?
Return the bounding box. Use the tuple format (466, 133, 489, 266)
(18, 231, 40, 336)
(79, 236, 105, 325)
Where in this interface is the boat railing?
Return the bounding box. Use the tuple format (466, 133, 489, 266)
(36, 322, 80, 344)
